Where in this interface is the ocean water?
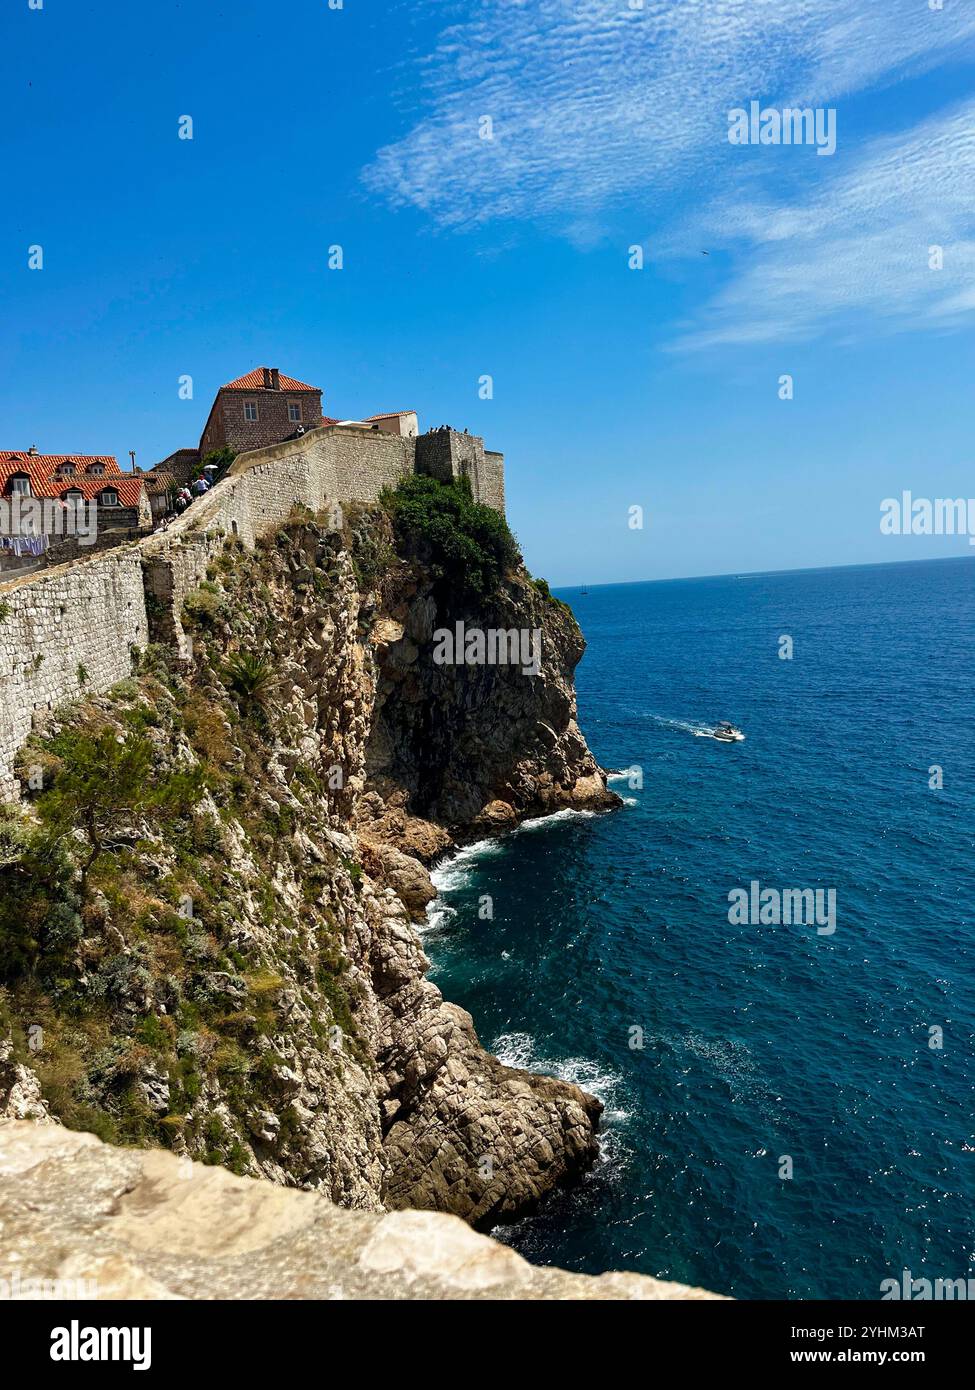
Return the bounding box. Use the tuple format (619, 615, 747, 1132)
(423, 557, 975, 1300)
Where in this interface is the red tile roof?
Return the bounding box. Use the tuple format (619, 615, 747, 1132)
(0, 453, 142, 506)
(221, 368, 320, 392)
(365, 411, 416, 421)
(44, 476, 145, 505)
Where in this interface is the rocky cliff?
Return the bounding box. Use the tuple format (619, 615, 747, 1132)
(0, 494, 618, 1234)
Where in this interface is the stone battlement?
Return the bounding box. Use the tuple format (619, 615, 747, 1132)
(415, 427, 505, 512)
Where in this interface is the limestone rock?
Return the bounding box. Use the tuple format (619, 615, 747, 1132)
(0, 1041, 53, 1124)
(0, 1121, 723, 1300)
(363, 561, 622, 830)
(1, 518, 621, 1247)
(358, 838, 436, 918)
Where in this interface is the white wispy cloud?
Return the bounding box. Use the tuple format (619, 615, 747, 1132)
(364, 0, 975, 228)
(671, 98, 975, 348)
(363, 0, 975, 345)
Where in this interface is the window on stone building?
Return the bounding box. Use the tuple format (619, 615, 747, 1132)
(59, 461, 76, 476)
(288, 401, 302, 422)
(87, 462, 105, 476)
(244, 401, 259, 422)
(8, 474, 31, 496)
(63, 489, 84, 502)
(99, 488, 120, 507)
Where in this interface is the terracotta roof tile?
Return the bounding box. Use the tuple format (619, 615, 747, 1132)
(46, 477, 145, 505)
(221, 368, 320, 392)
(0, 453, 142, 507)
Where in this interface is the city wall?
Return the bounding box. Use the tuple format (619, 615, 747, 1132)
(0, 423, 502, 798)
(0, 550, 149, 799)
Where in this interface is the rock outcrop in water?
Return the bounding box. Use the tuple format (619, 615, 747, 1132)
(0, 499, 617, 1232)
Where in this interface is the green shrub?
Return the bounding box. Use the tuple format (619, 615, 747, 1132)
(341, 857, 363, 886)
(0, 810, 79, 978)
(380, 474, 520, 602)
(197, 446, 236, 485)
(182, 585, 226, 630)
(221, 653, 277, 713)
(530, 575, 570, 612)
(34, 727, 204, 893)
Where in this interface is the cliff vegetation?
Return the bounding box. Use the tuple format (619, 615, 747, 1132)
(0, 479, 616, 1226)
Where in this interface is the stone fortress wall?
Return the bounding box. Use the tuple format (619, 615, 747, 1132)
(0, 551, 150, 799)
(415, 429, 505, 513)
(0, 423, 504, 799)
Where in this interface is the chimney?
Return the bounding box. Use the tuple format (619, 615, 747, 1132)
(262, 367, 272, 390)
(270, 367, 280, 390)
(28, 444, 38, 455)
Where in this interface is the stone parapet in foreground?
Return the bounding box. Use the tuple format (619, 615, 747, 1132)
(0, 1122, 722, 1301)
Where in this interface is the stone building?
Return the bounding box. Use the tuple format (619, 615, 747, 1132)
(362, 411, 419, 438)
(198, 367, 325, 458)
(143, 471, 177, 524)
(415, 428, 505, 512)
(152, 448, 201, 488)
(155, 368, 421, 480)
(148, 366, 503, 517)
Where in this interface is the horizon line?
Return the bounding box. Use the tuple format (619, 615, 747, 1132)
(552, 551, 975, 592)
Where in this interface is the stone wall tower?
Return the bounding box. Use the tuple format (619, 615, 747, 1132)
(415, 428, 505, 514)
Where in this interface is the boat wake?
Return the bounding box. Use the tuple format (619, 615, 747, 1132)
(646, 715, 744, 741)
(649, 714, 716, 738)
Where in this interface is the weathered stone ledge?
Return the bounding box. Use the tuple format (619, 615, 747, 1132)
(0, 1121, 722, 1301)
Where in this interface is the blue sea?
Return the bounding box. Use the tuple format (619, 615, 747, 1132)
(424, 557, 975, 1300)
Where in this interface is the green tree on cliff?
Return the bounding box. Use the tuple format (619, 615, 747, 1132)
(381, 474, 520, 602)
(35, 728, 203, 893)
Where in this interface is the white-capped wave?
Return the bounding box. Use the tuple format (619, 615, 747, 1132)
(421, 901, 457, 936)
(492, 1030, 632, 1138)
(492, 1028, 535, 1069)
(512, 807, 596, 834)
(429, 837, 503, 893)
(424, 838, 504, 935)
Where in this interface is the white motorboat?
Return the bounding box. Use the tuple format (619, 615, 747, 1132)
(712, 722, 745, 742)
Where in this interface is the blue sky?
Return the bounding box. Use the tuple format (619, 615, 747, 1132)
(3, 0, 975, 584)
